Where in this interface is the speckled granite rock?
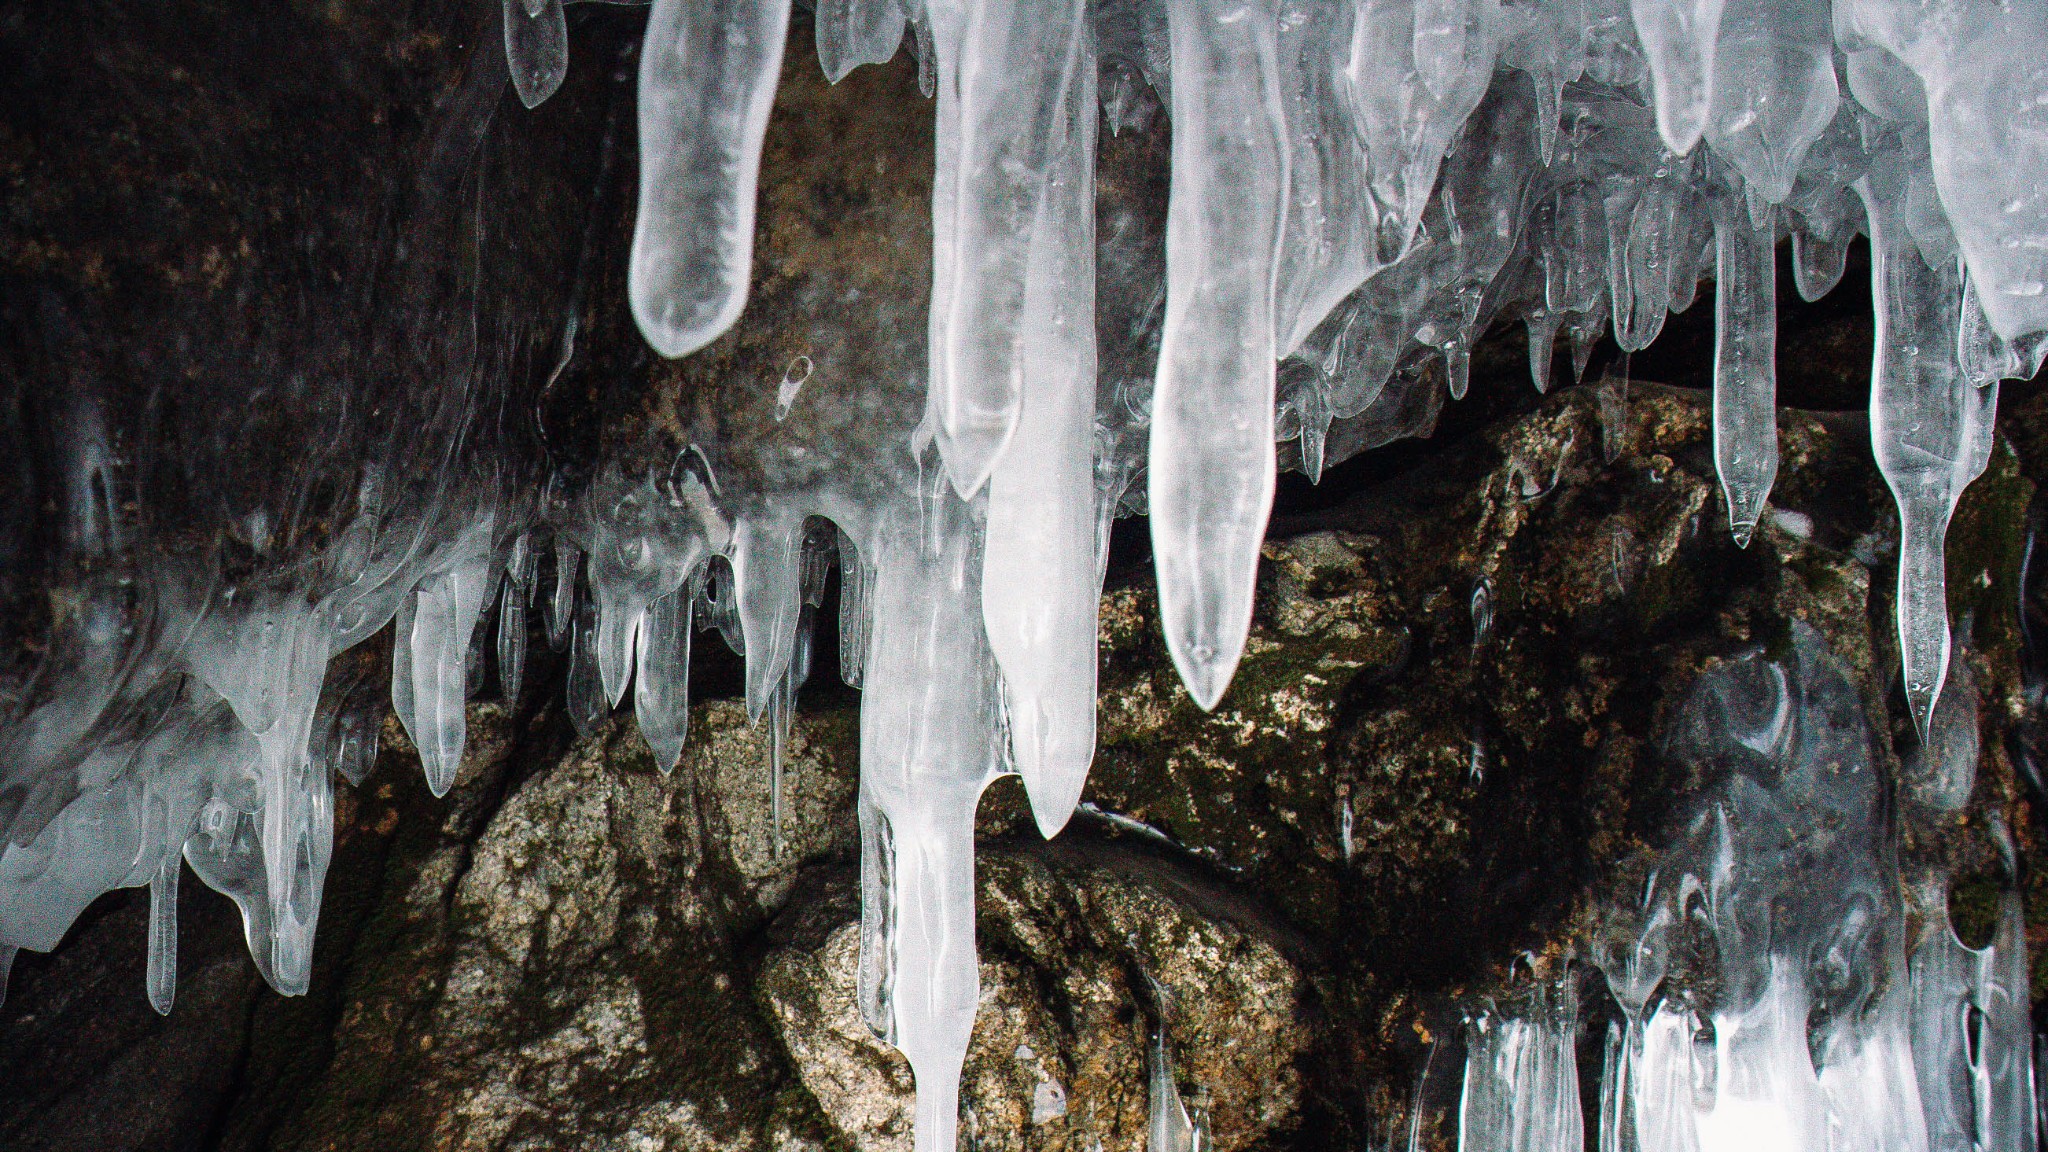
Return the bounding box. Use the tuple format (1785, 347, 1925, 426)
(0, 374, 2037, 1152)
(760, 844, 1309, 1152)
(2, 0, 2044, 1146)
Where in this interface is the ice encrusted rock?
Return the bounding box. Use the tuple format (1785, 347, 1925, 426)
(9, 0, 2048, 1150)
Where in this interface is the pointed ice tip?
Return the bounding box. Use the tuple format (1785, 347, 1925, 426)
(1907, 681, 1941, 743)
(1730, 521, 1756, 549)
(1020, 766, 1087, 841)
(149, 986, 174, 1016)
(933, 428, 1007, 502)
(1169, 641, 1241, 713)
(424, 756, 455, 799)
(515, 79, 555, 111)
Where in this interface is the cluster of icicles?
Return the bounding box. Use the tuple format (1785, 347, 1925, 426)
(1455, 626, 2035, 1152)
(3, 0, 2046, 1149)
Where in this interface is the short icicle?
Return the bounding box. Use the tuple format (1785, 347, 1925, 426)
(733, 517, 803, 722)
(1710, 195, 1779, 546)
(503, 0, 569, 111)
(146, 851, 178, 1016)
(406, 553, 497, 797)
(634, 580, 694, 774)
(629, 0, 793, 358)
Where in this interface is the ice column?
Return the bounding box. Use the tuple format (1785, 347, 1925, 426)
(1150, 0, 1289, 710)
(630, 0, 792, 358)
(1909, 876, 2036, 1152)
(980, 10, 1099, 837)
(1459, 986, 1585, 1152)
(858, 485, 1004, 1152)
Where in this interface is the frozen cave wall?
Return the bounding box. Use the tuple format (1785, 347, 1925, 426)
(3, 0, 2048, 1150)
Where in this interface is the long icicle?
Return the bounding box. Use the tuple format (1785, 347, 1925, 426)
(979, 0, 1098, 838)
(1150, 0, 1290, 711)
(1856, 159, 1999, 737)
(859, 485, 1002, 1152)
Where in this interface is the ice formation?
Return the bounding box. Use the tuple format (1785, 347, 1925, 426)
(1471, 627, 2037, 1152)
(6, 0, 2048, 1149)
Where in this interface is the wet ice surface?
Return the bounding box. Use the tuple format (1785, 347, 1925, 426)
(13, 1, 2048, 1149)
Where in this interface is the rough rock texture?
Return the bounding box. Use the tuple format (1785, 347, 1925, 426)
(2, 376, 2038, 1152)
(3, 0, 2047, 1149)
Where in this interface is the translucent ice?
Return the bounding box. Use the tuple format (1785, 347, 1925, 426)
(504, 0, 569, 111)
(1858, 149, 1999, 735)
(816, 0, 907, 83)
(634, 583, 694, 774)
(1149, 0, 1288, 710)
(925, 0, 1096, 495)
(1710, 195, 1779, 545)
(630, 0, 792, 358)
(980, 17, 1099, 837)
(1631, 0, 1727, 154)
(1459, 985, 1585, 1152)
(857, 484, 1004, 1152)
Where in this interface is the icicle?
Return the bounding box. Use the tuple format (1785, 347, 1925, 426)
(925, 0, 1094, 496)
(1630, 0, 1726, 154)
(546, 538, 580, 652)
(496, 574, 528, 704)
(1906, 636, 1977, 812)
(1526, 310, 1562, 393)
(1701, 0, 1835, 204)
(768, 673, 791, 858)
(1857, 159, 1999, 736)
(1150, 0, 1288, 711)
(1597, 1021, 1632, 1152)
(733, 517, 802, 722)
(0, 944, 13, 1008)
(858, 483, 1003, 1152)
(1960, 271, 2048, 389)
(1791, 227, 1849, 304)
(330, 681, 380, 788)
(145, 851, 177, 1016)
(1711, 195, 1779, 546)
(503, 0, 569, 111)
(855, 785, 896, 1042)
(1297, 382, 1332, 482)
(837, 528, 870, 690)
(815, 0, 906, 83)
(595, 601, 642, 711)
(567, 584, 607, 739)
(980, 15, 1098, 838)
(629, 0, 792, 358)
(634, 581, 694, 774)
(1148, 1027, 1203, 1152)
(404, 556, 495, 798)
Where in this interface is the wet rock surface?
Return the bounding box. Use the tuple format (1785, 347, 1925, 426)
(3, 0, 2047, 1148)
(0, 376, 2036, 1152)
